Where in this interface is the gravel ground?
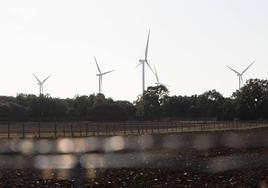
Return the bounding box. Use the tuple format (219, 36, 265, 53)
(0, 167, 267, 187)
(0, 147, 267, 187)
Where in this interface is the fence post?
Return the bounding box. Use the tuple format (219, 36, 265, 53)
(151, 122, 154, 134)
(7, 122, 10, 139)
(38, 122, 41, 138)
(144, 122, 147, 133)
(71, 123, 74, 137)
(79, 124, 82, 137)
(130, 122, 133, 134)
(124, 122, 126, 135)
(86, 123, 88, 136)
(105, 123, 107, 136)
(113, 123, 115, 136)
(63, 125, 66, 137)
(22, 123, 25, 139)
(54, 122, 57, 138)
(166, 122, 169, 132)
(93, 126, 96, 136)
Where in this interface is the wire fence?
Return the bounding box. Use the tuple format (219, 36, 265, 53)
(0, 121, 267, 138)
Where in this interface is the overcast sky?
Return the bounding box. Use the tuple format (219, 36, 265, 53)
(0, 0, 267, 101)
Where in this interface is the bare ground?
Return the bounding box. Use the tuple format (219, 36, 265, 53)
(0, 127, 268, 187)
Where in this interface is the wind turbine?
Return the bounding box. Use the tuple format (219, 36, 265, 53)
(226, 61, 255, 89)
(33, 73, 52, 95)
(94, 56, 114, 94)
(137, 30, 154, 93)
(154, 65, 168, 87)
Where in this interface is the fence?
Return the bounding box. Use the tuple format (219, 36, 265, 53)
(0, 121, 267, 139)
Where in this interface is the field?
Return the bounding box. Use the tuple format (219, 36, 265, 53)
(0, 123, 267, 187)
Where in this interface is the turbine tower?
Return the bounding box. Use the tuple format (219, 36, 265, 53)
(94, 56, 114, 94)
(137, 30, 154, 93)
(33, 73, 52, 96)
(154, 65, 168, 87)
(226, 61, 255, 90)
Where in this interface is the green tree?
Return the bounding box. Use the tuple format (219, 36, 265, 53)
(232, 79, 268, 120)
(135, 85, 169, 119)
(196, 90, 224, 118)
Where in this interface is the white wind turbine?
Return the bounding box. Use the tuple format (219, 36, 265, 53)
(153, 65, 168, 87)
(226, 61, 255, 89)
(137, 30, 154, 94)
(33, 73, 52, 95)
(94, 56, 114, 94)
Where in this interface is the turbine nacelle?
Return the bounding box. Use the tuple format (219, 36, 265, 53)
(139, 59, 145, 63)
(94, 56, 114, 94)
(32, 73, 52, 95)
(226, 60, 255, 89)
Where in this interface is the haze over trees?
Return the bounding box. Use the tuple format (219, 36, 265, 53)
(0, 79, 268, 122)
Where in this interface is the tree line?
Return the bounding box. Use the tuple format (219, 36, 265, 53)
(0, 78, 268, 122)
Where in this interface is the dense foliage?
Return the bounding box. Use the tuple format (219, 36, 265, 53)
(1, 79, 268, 121)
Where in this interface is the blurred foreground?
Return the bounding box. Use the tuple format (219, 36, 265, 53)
(0, 128, 268, 187)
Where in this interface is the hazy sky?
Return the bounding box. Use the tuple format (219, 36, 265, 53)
(0, 0, 268, 101)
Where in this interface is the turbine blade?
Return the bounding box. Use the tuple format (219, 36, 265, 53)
(242, 61, 255, 74)
(102, 70, 114, 75)
(146, 60, 154, 74)
(33, 73, 41, 83)
(154, 65, 160, 83)
(145, 30, 150, 60)
(94, 56, 102, 74)
(136, 61, 143, 68)
(226, 66, 240, 75)
(42, 74, 52, 83)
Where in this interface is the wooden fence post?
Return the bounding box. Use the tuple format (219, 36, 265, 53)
(22, 123, 25, 139)
(93, 126, 96, 136)
(79, 124, 82, 137)
(7, 122, 10, 139)
(105, 123, 107, 136)
(123, 122, 126, 135)
(71, 123, 74, 137)
(54, 122, 57, 138)
(63, 125, 66, 137)
(38, 122, 41, 138)
(166, 122, 169, 132)
(113, 123, 115, 135)
(86, 123, 88, 136)
(130, 122, 133, 134)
